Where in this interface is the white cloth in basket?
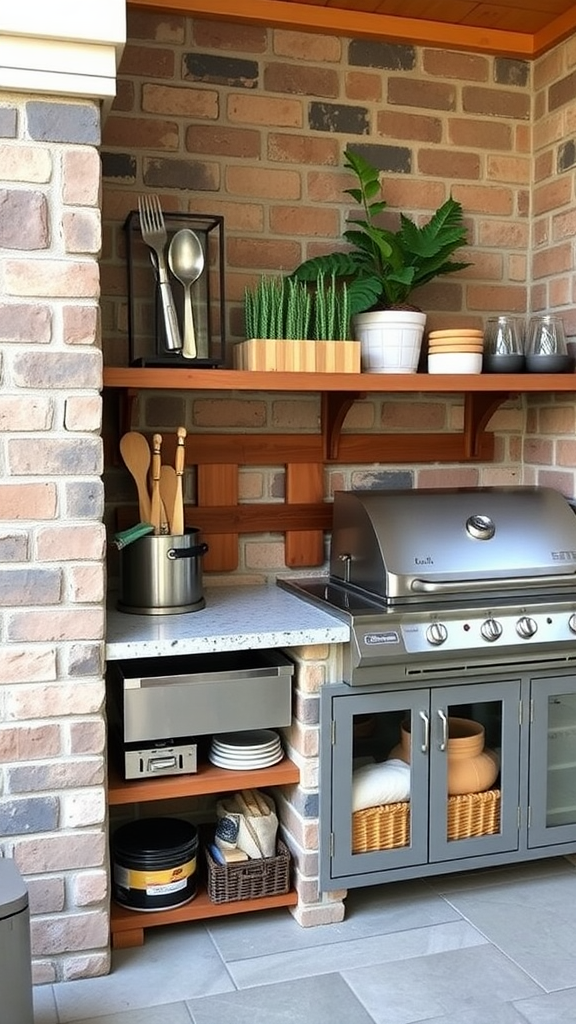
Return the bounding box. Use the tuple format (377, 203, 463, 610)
(352, 759, 411, 812)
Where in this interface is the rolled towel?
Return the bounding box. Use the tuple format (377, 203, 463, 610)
(352, 758, 411, 812)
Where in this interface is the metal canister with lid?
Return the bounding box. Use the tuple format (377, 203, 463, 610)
(112, 817, 198, 911)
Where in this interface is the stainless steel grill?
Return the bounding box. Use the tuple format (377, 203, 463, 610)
(280, 486, 576, 684)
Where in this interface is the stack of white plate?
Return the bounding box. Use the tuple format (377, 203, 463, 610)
(208, 729, 283, 770)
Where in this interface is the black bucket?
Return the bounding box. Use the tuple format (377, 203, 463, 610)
(112, 817, 198, 912)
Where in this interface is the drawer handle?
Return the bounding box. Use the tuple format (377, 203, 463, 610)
(437, 708, 448, 751)
(419, 710, 429, 753)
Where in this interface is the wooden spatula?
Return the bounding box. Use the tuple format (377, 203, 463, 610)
(173, 426, 187, 535)
(150, 433, 163, 534)
(119, 431, 152, 523)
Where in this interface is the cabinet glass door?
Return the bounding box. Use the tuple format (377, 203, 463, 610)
(328, 690, 429, 881)
(428, 681, 521, 862)
(529, 673, 576, 847)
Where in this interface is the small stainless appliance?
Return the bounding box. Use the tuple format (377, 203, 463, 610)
(108, 649, 294, 779)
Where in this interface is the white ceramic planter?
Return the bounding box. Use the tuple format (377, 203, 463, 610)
(353, 310, 427, 373)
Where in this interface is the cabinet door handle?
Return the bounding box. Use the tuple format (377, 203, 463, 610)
(437, 708, 448, 750)
(419, 710, 429, 753)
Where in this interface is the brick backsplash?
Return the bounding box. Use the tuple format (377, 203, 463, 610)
(101, 14, 541, 368)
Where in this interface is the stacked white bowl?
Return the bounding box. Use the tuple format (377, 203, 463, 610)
(427, 329, 484, 374)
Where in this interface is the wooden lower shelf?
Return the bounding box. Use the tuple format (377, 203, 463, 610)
(108, 757, 301, 945)
(111, 884, 298, 948)
(108, 756, 300, 805)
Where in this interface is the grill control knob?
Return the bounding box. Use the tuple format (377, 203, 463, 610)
(426, 622, 448, 646)
(481, 618, 503, 642)
(516, 615, 537, 639)
(569, 614, 576, 635)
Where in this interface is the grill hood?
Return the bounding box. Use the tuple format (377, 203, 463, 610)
(329, 486, 576, 605)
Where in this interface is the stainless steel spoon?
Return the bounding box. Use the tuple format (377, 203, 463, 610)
(168, 229, 205, 359)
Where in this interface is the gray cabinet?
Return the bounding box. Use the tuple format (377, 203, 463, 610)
(320, 670, 576, 890)
(528, 673, 576, 849)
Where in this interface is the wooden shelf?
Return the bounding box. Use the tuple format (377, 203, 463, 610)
(111, 883, 298, 948)
(108, 756, 301, 945)
(102, 368, 576, 458)
(108, 756, 300, 805)
(103, 366, 576, 393)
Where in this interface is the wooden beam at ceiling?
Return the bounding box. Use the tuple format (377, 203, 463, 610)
(533, 3, 576, 55)
(127, 0, 536, 57)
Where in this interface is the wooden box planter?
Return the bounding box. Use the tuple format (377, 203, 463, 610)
(234, 338, 361, 373)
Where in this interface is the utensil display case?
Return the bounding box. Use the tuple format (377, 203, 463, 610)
(125, 211, 225, 368)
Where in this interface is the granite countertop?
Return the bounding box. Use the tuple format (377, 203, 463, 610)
(105, 583, 349, 660)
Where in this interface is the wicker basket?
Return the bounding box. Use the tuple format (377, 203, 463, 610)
(205, 840, 291, 904)
(352, 800, 410, 853)
(352, 789, 501, 853)
(447, 788, 501, 840)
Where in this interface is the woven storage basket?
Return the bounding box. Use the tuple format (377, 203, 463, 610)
(352, 801, 410, 853)
(447, 788, 501, 840)
(352, 789, 501, 853)
(205, 840, 291, 904)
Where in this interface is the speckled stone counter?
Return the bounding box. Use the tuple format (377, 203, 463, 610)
(105, 583, 349, 660)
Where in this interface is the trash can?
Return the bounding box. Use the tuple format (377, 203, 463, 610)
(0, 859, 34, 1024)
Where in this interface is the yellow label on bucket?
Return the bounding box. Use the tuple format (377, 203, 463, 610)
(116, 856, 196, 893)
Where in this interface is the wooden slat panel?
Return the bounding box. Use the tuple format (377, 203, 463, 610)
(285, 463, 325, 567)
(153, 431, 494, 466)
(197, 464, 238, 571)
(108, 430, 494, 469)
(116, 502, 333, 534)
(162, 432, 324, 465)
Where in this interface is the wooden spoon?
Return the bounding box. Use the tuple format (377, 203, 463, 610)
(119, 431, 152, 523)
(159, 465, 178, 534)
(173, 426, 187, 535)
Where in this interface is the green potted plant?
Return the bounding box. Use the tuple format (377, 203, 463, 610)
(236, 271, 360, 372)
(292, 148, 471, 373)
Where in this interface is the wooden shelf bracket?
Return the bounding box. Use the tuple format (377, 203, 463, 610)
(463, 392, 511, 458)
(321, 391, 362, 459)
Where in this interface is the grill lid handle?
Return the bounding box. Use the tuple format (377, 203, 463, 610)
(411, 572, 576, 595)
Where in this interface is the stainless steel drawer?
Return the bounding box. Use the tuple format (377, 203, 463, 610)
(109, 650, 294, 743)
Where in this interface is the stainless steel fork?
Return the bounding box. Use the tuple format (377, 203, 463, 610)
(138, 194, 182, 353)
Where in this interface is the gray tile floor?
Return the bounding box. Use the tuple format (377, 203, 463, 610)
(33, 857, 576, 1024)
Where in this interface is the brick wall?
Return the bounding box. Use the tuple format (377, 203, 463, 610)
(0, 94, 109, 982)
(523, 38, 576, 494)
(101, 12, 546, 582)
(102, 12, 535, 363)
